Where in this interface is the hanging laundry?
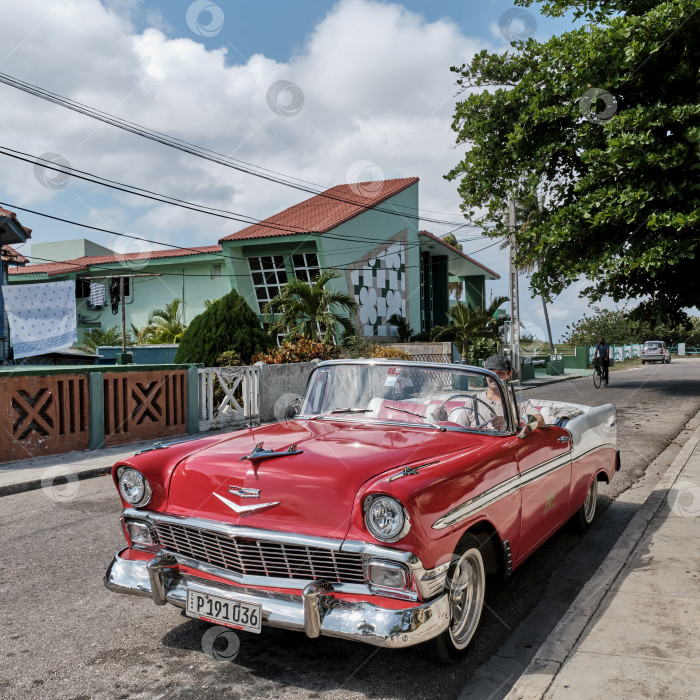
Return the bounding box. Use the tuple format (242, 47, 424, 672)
(87, 282, 106, 309)
(0, 280, 78, 359)
(110, 279, 121, 314)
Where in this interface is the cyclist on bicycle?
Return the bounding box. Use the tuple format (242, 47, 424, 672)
(594, 337, 610, 386)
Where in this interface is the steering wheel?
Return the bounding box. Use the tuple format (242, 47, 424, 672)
(435, 394, 496, 429)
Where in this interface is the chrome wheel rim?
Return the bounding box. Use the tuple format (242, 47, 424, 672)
(447, 549, 485, 649)
(583, 478, 598, 523)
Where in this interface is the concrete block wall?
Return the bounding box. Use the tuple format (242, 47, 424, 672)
(254, 360, 319, 423)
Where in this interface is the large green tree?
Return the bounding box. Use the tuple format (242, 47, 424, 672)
(263, 270, 358, 344)
(174, 290, 272, 366)
(447, 0, 699, 320)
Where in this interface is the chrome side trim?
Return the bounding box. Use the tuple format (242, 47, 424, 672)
(432, 443, 617, 530)
(433, 473, 522, 530)
(105, 551, 451, 649)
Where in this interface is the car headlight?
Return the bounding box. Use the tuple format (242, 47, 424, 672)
(118, 467, 152, 507)
(364, 495, 410, 542)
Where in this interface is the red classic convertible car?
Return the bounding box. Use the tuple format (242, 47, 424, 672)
(105, 360, 619, 662)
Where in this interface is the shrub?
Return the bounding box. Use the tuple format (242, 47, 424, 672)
(368, 345, 411, 360)
(252, 337, 341, 364)
(215, 350, 243, 366)
(174, 290, 272, 366)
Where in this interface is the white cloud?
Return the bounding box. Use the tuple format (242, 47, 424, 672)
(1, 0, 607, 337)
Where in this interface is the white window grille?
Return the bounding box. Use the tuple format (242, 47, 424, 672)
(292, 252, 320, 282)
(248, 255, 288, 310)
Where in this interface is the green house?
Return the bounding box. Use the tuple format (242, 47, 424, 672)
(219, 178, 499, 340)
(8, 177, 499, 352)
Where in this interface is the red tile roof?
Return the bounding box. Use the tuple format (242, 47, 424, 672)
(0, 207, 32, 236)
(1, 245, 29, 265)
(220, 177, 419, 242)
(9, 244, 222, 276)
(419, 230, 500, 279)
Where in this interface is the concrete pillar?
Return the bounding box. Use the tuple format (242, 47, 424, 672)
(88, 371, 105, 449)
(186, 366, 200, 434)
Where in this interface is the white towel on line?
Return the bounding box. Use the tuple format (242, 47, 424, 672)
(0, 280, 78, 359)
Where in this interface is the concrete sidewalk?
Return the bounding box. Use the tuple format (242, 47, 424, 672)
(0, 436, 196, 496)
(507, 421, 700, 700)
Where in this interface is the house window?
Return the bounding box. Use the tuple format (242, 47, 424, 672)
(211, 263, 222, 279)
(75, 278, 90, 298)
(292, 252, 320, 282)
(248, 255, 288, 310)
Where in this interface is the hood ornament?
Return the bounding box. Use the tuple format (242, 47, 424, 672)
(213, 492, 280, 515)
(239, 442, 303, 463)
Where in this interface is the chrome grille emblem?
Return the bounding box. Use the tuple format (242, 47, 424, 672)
(229, 486, 260, 498)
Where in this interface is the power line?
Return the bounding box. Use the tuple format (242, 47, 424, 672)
(0, 71, 471, 226)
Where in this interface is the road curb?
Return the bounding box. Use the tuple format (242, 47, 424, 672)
(0, 465, 113, 498)
(505, 411, 700, 700)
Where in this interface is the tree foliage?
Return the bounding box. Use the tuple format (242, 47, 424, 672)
(263, 270, 358, 344)
(432, 296, 510, 362)
(447, 0, 700, 317)
(252, 337, 341, 364)
(140, 298, 187, 344)
(174, 290, 272, 366)
(82, 325, 131, 351)
(563, 305, 695, 345)
(387, 314, 415, 342)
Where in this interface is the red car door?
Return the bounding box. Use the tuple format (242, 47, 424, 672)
(513, 426, 572, 562)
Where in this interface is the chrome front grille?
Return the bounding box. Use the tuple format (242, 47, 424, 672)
(153, 521, 366, 584)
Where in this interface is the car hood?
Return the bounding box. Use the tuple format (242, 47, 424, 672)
(166, 418, 481, 538)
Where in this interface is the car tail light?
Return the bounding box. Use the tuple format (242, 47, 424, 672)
(660, 349, 664, 354)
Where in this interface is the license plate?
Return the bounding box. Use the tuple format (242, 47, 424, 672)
(186, 589, 262, 634)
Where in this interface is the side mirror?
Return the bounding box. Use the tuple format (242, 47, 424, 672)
(285, 399, 301, 420)
(517, 414, 539, 439)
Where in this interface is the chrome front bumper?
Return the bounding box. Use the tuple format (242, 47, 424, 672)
(105, 550, 450, 649)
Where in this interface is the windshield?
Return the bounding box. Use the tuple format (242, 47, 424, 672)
(300, 362, 512, 433)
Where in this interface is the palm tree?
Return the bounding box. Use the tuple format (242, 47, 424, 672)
(387, 314, 414, 342)
(432, 296, 510, 363)
(141, 298, 187, 344)
(264, 270, 358, 344)
(82, 326, 131, 352)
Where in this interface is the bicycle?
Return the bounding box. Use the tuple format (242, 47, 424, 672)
(592, 358, 606, 388)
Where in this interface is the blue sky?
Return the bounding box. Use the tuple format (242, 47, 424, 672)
(122, 0, 576, 64)
(0, 0, 594, 342)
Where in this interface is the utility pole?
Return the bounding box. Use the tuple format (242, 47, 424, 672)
(509, 197, 520, 380)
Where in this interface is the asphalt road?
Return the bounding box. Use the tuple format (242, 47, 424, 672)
(2, 359, 699, 700)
